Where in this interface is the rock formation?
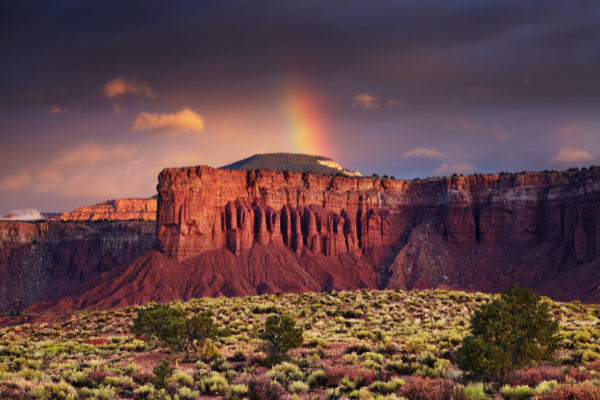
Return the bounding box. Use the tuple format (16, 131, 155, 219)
(0, 220, 156, 311)
(157, 166, 600, 262)
(52, 199, 156, 221)
(15, 165, 600, 313)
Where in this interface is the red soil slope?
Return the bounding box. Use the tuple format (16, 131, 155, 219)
(27, 245, 378, 312)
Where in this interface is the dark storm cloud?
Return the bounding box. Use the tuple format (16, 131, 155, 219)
(1, 0, 599, 109)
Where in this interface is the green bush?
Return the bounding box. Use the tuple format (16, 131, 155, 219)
(456, 285, 562, 383)
(257, 314, 304, 365)
(152, 358, 174, 390)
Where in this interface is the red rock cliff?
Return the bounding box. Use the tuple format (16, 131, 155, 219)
(52, 199, 156, 221)
(157, 166, 600, 261)
(0, 220, 156, 311)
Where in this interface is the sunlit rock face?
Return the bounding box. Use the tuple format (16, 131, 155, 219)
(152, 165, 600, 304)
(157, 165, 600, 262)
(52, 199, 157, 221)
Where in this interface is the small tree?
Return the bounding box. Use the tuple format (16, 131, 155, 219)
(456, 285, 562, 383)
(153, 358, 174, 390)
(160, 311, 229, 359)
(257, 314, 304, 365)
(131, 303, 187, 345)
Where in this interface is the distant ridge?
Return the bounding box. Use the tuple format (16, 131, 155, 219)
(220, 153, 361, 176)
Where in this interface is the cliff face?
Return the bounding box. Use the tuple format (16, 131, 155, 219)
(0, 220, 156, 311)
(154, 165, 600, 302)
(157, 166, 600, 261)
(52, 199, 156, 221)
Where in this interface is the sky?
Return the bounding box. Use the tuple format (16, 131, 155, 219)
(1, 0, 600, 215)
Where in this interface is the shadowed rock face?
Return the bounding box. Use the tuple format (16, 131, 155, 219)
(0, 221, 156, 311)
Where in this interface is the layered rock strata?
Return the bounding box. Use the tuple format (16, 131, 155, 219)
(157, 166, 600, 263)
(52, 199, 156, 221)
(0, 220, 156, 311)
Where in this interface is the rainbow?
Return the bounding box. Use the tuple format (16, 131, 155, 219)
(281, 78, 331, 157)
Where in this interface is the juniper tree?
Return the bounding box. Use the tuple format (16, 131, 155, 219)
(456, 285, 562, 383)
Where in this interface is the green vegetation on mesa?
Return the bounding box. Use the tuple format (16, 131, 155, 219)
(220, 153, 352, 175)
(1, 289, 600, 400)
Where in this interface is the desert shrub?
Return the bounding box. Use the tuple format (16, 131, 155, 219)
(456, 285, 562, 383)
(537, 381, 600, 399)
(564, 367, 591, 382)
(589, 359, 600, 372)
(344, 352, 360, 365)
(132, 371, 154, 385)
(210, 356, 232, 372)
(247, 376, 284, 400)
(346, 343, 372, 355)
(369, 378, 405, 394)
(582, 350, 600, 362)
(195, 360, 207, 370)
(178, 386, 200, 400)
(226, 384, 249, 400)
(134, 383, 156, 399)
(48, 379, 77, 400)
(87, 369, 107, 386)
(153, 359, 174, 390)
(326, 388, 342, 400)
(0, 385, 32, 400)
(267, 361, 304, 384)
(405, 337, 427, 354)
(257, 314, 304, 365)
(200, 373, 229, 395)
(460, 382, 488, 399)
(307, 370, 326, 387)
(199, 341, 222, 362)
(171, 371, 194, 387)
(124, 363, 142, 375)
(398, 377, 467, 400)
(231, 348, 246, 361)
(512, 368, 563, 387)
(287, 380, 310, 394)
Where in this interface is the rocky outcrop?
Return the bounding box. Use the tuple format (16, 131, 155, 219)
(0, 220, 156, 311)
(152, 165, 600, 302)
(157, 166, 600, 261)
(52, 199, 156, 221)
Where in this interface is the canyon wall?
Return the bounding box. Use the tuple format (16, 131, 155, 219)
(0, 220, 156, 311)
(157, 166, 600, 262)
(52, 198, 156, 221)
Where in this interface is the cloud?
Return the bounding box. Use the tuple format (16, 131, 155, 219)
(402, 147, 444, 158)
(50, 105, 68, 113)
(1, 209, 45, 221)
(34, 171, 63, 193)
(560, 123, 584, 136)
(0, 172, 32, 190)
(53, 143, 137, 166)
(522, 77, 532, 85)
(465, 86, 494, 100)
(551, 148, 593, 163)
(433, 162, 477, 176)
(131, 107, 206, 135)
(489, 125, 513, 140)
(442, 119, 483, 131)
(352, 93, 379, 109)
(112, 104, 124, 114)
(102, 76, 154, 99)
(387, 99, 406, 109)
